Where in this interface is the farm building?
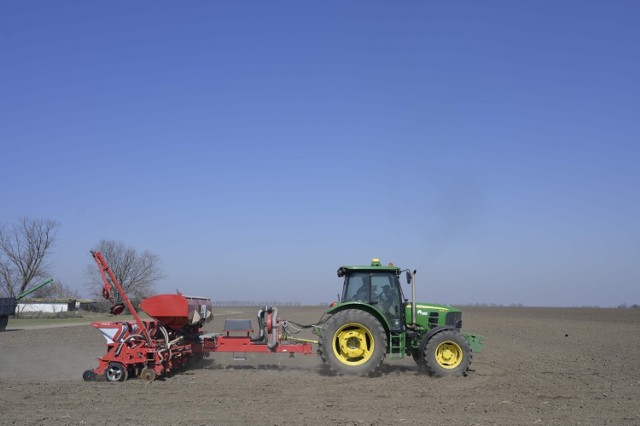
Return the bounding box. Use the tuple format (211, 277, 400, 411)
(17, 298, 76, 313)
(75, 299, 99, 311)
(17, 298, 100, 313)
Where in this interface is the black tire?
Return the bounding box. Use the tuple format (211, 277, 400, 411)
(422, 330, 471, 377)
(412, 349, 426, 367)
(318, 309, 387, 376)
(83, 370, 97, 381)
(0, 315, 8, 332)
(105, 363, 128, 382)
(128, 364, 141, 378)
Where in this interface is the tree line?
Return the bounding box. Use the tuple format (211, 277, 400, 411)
(211, 300, 303, 307)
(0, 217, 163, 302)
(3, 218, 637, 310)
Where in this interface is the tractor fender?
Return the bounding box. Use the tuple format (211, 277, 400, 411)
(324, 302, 392, 336)
(420, 326, 458, 348)
(420, 326, 481, 353)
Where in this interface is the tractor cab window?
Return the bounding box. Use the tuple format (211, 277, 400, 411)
(343, 272, 401, 321)
(343, 273, 369, 302)
(371, 274, 401, 321)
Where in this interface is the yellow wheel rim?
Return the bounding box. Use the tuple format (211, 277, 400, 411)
(332, 322, 375, 366)
(435, 340, 464, 369)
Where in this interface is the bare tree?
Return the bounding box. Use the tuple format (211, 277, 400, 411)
(0, 218, 58, 297)
(86, 240, 164, 301)
(31, 280, 80, 299)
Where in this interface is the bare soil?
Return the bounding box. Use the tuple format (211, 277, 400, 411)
(1, 306, 639, 425)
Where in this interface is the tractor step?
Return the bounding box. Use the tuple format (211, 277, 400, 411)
(388, 332, 406, 358)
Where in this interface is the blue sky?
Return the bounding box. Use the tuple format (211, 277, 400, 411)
(1, 1, 638, 307)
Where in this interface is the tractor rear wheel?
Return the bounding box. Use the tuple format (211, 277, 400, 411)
(319, 309, 386, 376)
(422, 330, 471, 377)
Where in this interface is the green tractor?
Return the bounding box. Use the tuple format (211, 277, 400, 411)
(317, 259, 484, 376)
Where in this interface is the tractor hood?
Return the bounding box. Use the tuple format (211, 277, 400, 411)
(407, 302, 461, 314)
(406, 302, 463, 330)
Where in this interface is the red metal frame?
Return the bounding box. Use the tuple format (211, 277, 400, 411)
(209, 335, 313, 354)
(85, 251, 313, 382)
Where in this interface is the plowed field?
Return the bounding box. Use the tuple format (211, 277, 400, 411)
(1, 307, 639, 425)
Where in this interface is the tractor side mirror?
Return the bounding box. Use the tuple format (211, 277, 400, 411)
(406, 271, 412, 284)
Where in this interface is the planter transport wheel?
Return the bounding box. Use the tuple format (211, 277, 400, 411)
(105, 363, 128, 382)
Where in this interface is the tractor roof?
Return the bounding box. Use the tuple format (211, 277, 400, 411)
(337, 258, 400, 277)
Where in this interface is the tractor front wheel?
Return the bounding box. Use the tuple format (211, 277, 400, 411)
(422, 330, 471, 377)
(412, 350, 426, 367)
(319, 309, 386, 376)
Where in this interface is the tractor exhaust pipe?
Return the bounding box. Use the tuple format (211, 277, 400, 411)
(411, 270, 417, 328)
(405, 269, 417, 328)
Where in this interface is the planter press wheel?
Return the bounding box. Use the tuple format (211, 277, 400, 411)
(140, 368, 157, 383)
(82, 370, 97, 381)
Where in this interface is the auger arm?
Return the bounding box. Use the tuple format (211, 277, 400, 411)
(91, 250, 150, 342)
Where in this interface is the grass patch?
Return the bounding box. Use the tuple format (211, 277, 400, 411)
(8, 312, 152, 328)
(17, 311, 84, 320)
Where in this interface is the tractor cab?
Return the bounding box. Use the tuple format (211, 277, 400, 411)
(337, 259, 405, 329)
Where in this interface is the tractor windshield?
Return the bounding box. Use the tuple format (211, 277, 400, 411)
(343, 272, 402, 321)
